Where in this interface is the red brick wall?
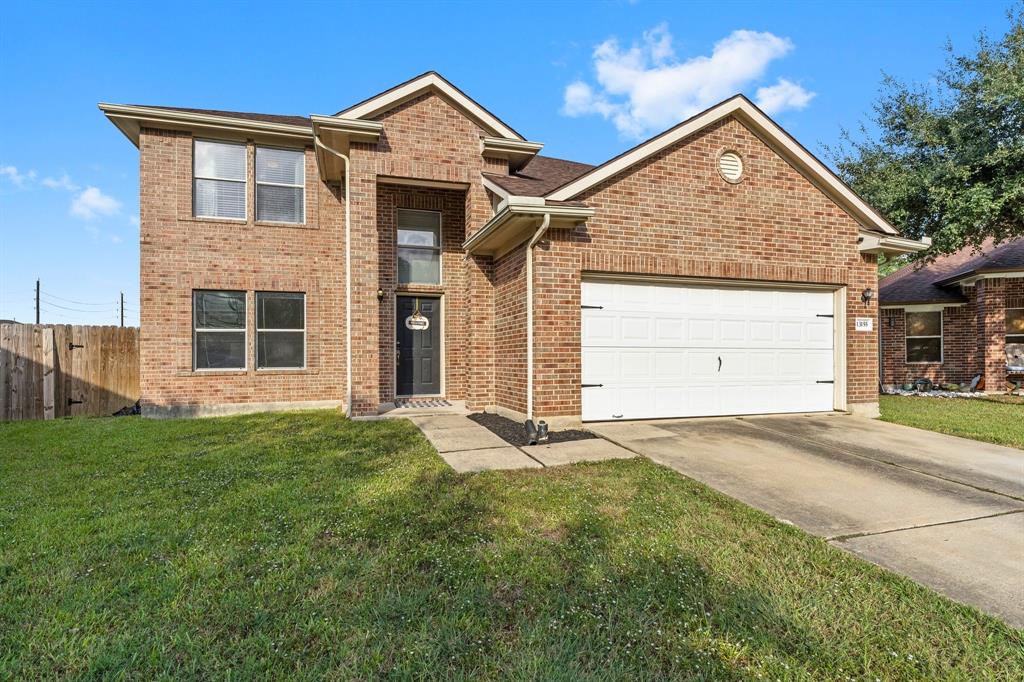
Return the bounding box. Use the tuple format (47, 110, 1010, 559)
(880, 277, 1024, 389)
(493, 245, 527, 414)
(346, 92, 497, 414)
(530, 116, 880, 418)
(138, 128, 346, 414)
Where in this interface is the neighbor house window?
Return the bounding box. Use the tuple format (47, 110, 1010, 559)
(397, 209, 441, 284)
(193, 140, 247, 220)
(1007, 308, 1024, 368)
(193, 290, 246, 370)
(256, 147, 305, 223)
(256, 292, 305, 369)
(905, 310, 942, 363)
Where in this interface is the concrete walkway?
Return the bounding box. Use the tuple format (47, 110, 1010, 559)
(590, 413, 1024, 627)
(408, 414, 635, 473)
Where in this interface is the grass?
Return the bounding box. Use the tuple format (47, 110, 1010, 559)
(880, 394, 1024, 449)
(1, 412, 1021, 680)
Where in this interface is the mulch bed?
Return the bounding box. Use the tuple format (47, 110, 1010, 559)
(468, 412, 597, 447)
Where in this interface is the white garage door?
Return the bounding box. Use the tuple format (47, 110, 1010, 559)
(581, 279, 836, 421)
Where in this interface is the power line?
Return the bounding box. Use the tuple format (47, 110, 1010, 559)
(39, 290, 116, 307)
(37, 299, 117, 313)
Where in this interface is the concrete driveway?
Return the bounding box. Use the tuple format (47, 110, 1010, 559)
(589, 413, 1024, 627)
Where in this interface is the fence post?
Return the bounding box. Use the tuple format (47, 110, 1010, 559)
(42, 327, 55, 420)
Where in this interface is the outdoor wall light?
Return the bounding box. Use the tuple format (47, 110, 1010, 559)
(861, 287, 875, 304)
(377, 288, 384, 301)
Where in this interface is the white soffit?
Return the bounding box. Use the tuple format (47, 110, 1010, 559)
(545, 95, 901, 236)
(336, 72, 525, 141)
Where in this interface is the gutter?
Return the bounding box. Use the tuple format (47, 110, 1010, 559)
(462, 197, 594, 255)
(526, 213, 551, 420)
(314, 137, 353, 418)
(858, 232, 931, 255)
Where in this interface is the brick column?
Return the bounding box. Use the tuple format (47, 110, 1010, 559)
(348, 166, 382, 415)
(975, 279, 1006, 392)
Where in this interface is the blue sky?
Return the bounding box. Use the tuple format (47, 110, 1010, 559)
(0, 0, 1012, 325)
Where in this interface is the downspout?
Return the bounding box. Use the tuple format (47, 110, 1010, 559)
(526, 213, 551, 420)
(315, 138, 353, 417)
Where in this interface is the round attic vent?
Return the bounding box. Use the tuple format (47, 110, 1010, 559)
(718, 151, 744, 182)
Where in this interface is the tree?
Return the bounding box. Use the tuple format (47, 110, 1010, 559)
(830, 7, 1024, 262)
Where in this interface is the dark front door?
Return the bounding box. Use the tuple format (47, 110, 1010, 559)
(396, 296, 441, 396)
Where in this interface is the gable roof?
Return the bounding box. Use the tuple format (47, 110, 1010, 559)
(879, 238, 1024, 305)
(335, 71, 525, 141)
(482, 155, 595, 197)
(545, 95, 899, 236)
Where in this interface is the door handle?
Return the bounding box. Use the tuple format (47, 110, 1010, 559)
(718, 356, 722, 372)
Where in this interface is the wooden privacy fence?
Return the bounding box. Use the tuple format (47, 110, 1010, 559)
(0, 323, 139, 421)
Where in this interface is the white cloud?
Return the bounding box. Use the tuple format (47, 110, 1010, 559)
(70, 186, 121, 220)
(1, 165, 35, 187)
(755, 78, 816, 114)
(563, 25, 815, 138)
(42, 173, 81, 191)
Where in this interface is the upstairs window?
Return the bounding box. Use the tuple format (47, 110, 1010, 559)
(256, 147, 305, 223)
(905, 310, 942, 363)
(193, 140, 246, 220)
(1007, 308, 1024, 369)
(193, 291, 246, 370)
(397, 209, 441, 285)
(257, 292, 305, 369)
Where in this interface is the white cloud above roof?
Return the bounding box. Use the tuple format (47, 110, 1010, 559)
(71, 186, 121, 220)
(563, 24, 815, 138)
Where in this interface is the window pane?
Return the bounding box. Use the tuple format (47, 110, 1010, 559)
(256, 147, 304, 185)
(194, 291, 245, 329)
(257, 292, 304, 329)
(194, 140, 246, 181)
(906, 311, 941, 337)
(907, 337, 941, 363)
(258, 331, 304, 368)
(195, 178, 245, 219)
(1008, 341, 1024, 368)
(398, 228, 439, 247)
(195, 331, 245, 369)
(397, 209, 440, 231)
(1007, 309, 1024, 334)
(257, 184, 303, 223)
(398, 247, 440, 284)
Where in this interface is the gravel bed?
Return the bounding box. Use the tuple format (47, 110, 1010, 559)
(468, 412, 597, 446)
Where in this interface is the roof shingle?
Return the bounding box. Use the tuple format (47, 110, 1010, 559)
(879, 238, 1024, 305)
(483, 155, 595, 197)
(131, 105, 311, 128)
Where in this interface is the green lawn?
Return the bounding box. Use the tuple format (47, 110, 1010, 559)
(1, 413, 1021, 680)
(880, 394, 1024, 449)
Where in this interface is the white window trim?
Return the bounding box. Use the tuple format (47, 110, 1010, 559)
(193, 290, 247, 371)
(905, 309, 943, 364)
(255, 292, 306, 370)
(193, 139, 247, 221)
(1007, 308, 1024, 370)
(255, 146, 306, 225)
(396, 208, 443, 286)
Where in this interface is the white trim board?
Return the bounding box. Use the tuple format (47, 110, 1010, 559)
(546, 95, 901, 237)
(336, 72, 524, 141)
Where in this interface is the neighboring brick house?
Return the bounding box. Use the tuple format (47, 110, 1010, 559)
(879, 238, 1024, 391)
(101, 71, 927, 422)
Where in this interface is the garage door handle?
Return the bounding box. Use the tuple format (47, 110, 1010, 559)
(718, 356, 722, 372)
(816, 380, 834, 384)
(581, 383, 603, 388)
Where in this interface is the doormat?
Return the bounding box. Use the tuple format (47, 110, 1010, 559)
(395, 398, 452, 409)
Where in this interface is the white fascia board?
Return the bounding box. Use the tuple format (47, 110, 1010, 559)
(98, 103, 312, 147)
(337, 72, 524, 141)
(948, 270, 1024, 287)
(546, 96, 900, 236)
(480, 175, 510, 199)
(859, 232, 932, 255)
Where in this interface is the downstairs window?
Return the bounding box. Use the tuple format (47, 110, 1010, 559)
(906, 310, 942, 363)
(256, 292, 305, 369)
(193, 290, 246, 370)
(1008, 308, 1024, 369)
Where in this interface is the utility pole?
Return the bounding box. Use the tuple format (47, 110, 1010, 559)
(120, 292, 125, 327)
(35, 279, 40, 324)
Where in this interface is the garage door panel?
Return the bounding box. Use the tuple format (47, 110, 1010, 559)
(582, 280, 836, 421)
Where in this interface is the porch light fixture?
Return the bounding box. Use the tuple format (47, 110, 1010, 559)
(377, 288, 384, 301)
(861, 288, 874, 304)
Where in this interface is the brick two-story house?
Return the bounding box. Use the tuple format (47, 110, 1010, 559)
(101, 72, 927, 422)
(880, 238, 1024, 391)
